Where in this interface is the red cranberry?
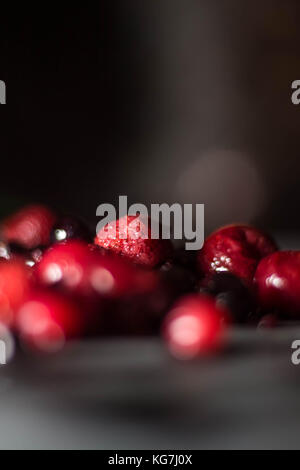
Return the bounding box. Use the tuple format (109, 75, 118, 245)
(254, 251, 300, 316)
(35, 240, 92, 293)
(35, 239, 158, 300)
(162, 294, 227, 359)
(0, 259, 30, 326)
(50, 215, 92, 244)
(198, 224, 277, 283)
(94, 215, 173, 268)
(1, 205, 56, 249)
(16, 289, 83, 352)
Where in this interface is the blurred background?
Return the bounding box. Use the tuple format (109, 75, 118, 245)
(1, 0, 300, 235)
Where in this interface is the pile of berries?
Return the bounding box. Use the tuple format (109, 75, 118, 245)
(0, 204, 298, 360)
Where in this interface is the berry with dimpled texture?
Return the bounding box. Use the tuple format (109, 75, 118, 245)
(198, 224, 277, 283)
(16, 289, 83, 352)
(94, 215, 173, 268)
(1, 205, 56, 249)
(254, 251, 300, 316)
(162, 294, 227, 359)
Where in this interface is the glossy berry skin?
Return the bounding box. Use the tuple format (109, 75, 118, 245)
(50, 216, 92, 244)
(198, 224, 277, 283)
(16, 289, 83, 352)
(94, 215, 173, 268)
(35, 239, 158, 300)
(1, 205, 56, 249)
(0, 259, 30, 326)
(163, 294, 227, 359)
(254, 251, 300, 316)
(199, 272, 256, 324)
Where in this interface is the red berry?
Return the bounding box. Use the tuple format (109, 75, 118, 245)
(16, 289, 83, 352)
(0, 259, 30, 326)
(198, 224, 277, 283)
(35, 239, 158, 299)
(254, 251, 300, 316)
(94, 215, 173, 268)
(35, 240, 92, 292)
(1, 205, 56, 249)
(162, 294, 227, 359)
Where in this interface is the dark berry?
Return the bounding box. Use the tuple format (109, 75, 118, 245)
(199, 272, 256, 324)
(171, 247, 198, 273)
(50, 215, 92, 244)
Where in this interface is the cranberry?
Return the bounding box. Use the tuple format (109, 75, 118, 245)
(16, 289, 83, 352)
(35, 240, 92, 291)
(94, 215, 173, 268)
(1, 204, 56, 249)
(254, 251, 300, 316)
(199, 272, 256, 324)
(35, 239, 158, 300)
(162, 294, 227, 359)
(198, 224, 277, 283)
(0, 259, 30, 326)
(50, 215, 92, 244)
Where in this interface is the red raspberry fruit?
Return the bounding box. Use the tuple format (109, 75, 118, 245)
(94, 215, 173, 268)
(198, 224, 277, 283)
(1, 204, 56, 249)
(254, 251, 300, 316)
(162, 294, 227, 359)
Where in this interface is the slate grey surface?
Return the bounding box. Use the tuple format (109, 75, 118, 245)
(0, 328, 300, 449)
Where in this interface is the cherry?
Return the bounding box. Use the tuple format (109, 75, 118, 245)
(254, 251, 300, 316)
(1, 204, 56, 249)
(198, 224, 277, 283)
(94, 215, 173, 268)
(50, 215, 92, 244)
(199, 272, 256, 324)
(16, 289, 83, 352)
(162, 294, 227, 359)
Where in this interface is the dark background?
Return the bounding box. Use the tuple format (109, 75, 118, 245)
(1, 1, 300, 234)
